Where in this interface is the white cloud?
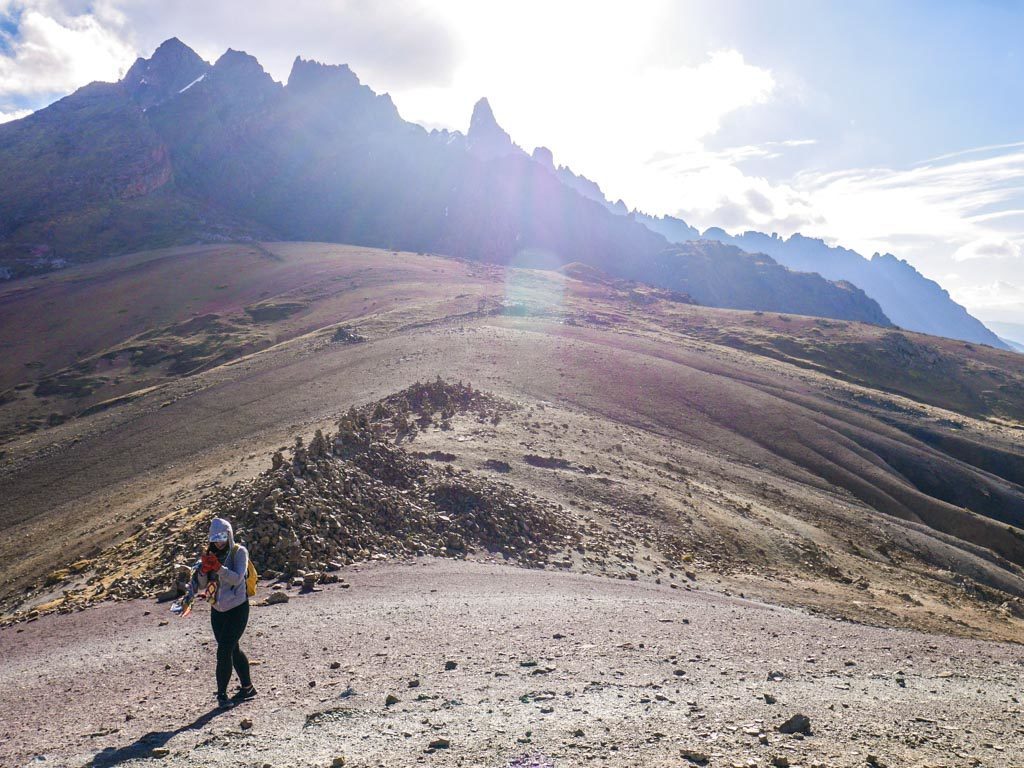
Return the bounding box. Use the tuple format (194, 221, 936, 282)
(795, 148, 1024, 244)
(779, 147, 1024, 286)
(0, 6, 136, 97)
(952, 238, 1021, 262)
(0, 106, 30, 122)
(951, 280, 1024, 311)
(644, 146, 821, 235)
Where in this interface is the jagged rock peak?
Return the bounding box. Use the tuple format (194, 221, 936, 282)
(153, 37, 195, 56)
(287, 56, 361, 91)
(467, 97, 517, 158)
(214, 48, 268, 75)
(209, 49, 280, 98)
(123, 37, 209, 108)
(532, 146, 555, 169)
(469, 97, 501, 134)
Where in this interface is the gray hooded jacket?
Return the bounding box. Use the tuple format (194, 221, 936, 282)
(193, 517, 249, 612)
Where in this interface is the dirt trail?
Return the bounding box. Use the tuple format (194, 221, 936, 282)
(2, 559, 1022, 768)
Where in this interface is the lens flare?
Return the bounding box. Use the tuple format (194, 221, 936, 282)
(504, 248, 567, 315)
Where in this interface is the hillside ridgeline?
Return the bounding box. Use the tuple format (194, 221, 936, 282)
(0, 39, 888, 326)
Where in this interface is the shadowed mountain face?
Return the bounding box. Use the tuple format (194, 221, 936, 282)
(0, 39, 890, 326)
(701, 229, 1009, 350)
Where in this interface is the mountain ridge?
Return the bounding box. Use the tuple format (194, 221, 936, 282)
(0, 38, 891, 327)
(546, 150, 1006, 349)
(702, 228, 1008, 349)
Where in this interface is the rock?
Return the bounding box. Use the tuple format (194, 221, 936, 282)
(867, 756, 887, 768)
(778, 713, 812, 736)
(150, 747, 170, 758)
(408, 679, 420, 688)
(155, 587, 180, 603)
(329, 661, 341, 670)
(385, 694, 399, 707)
(302, 573, 320, 593)
(331, 757, 346, 768)
(764, 692, 777, 704)
(428, 737, 450, 750)
(444, 660, 457, 671)
(331, 327, 367, 344)
(265, 591, 289, 605)
(532, 146, 554, 169)
(772, 757, 790, 768)
(767, 671, 785, 682)
(681, 749, 709, 765)
(240, 718, 253, 730)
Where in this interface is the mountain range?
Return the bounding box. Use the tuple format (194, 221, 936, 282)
(699, 229, 1007, 349)
(0, 38, 892, 327)
(0, 38, 1008, 348)
(554, 160, 1008, 350)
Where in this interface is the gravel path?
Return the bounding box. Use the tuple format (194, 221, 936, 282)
(2, 559, 1022, 768)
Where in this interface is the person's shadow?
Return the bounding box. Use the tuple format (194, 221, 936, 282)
(89, 706, 232, 767)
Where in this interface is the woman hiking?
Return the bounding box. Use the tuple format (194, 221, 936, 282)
(192, 517, 257, 709)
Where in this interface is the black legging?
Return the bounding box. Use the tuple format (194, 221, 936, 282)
(210, 600, 251, 695)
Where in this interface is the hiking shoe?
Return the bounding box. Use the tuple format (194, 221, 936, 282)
(232, 685, 257, 702)
(217, 693, 236, 709)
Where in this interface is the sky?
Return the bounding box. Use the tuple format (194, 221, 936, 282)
(1, 0, 1023, 326)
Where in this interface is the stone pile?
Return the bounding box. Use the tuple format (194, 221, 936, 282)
(3, 381, 583, 624)
(184, 383, 562, 577)
(216, 400, 575, 577)
(330, 327, 367, 343)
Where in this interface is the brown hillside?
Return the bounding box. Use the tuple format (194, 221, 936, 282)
(1, 242, 1023, 642)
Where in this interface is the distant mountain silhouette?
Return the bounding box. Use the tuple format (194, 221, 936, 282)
(546, 154, 1006, 349)
(986, 321, 1024, 352)
(544, 154, 999, 352)
(0, 39, 891, 326)
(701, 230, 1008, 349)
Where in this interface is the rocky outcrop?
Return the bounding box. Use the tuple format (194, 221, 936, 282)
(466, 98, 521, 160)
(532, 146, 555, 170)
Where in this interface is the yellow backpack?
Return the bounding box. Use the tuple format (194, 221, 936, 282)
(231, 544, 259, 597)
